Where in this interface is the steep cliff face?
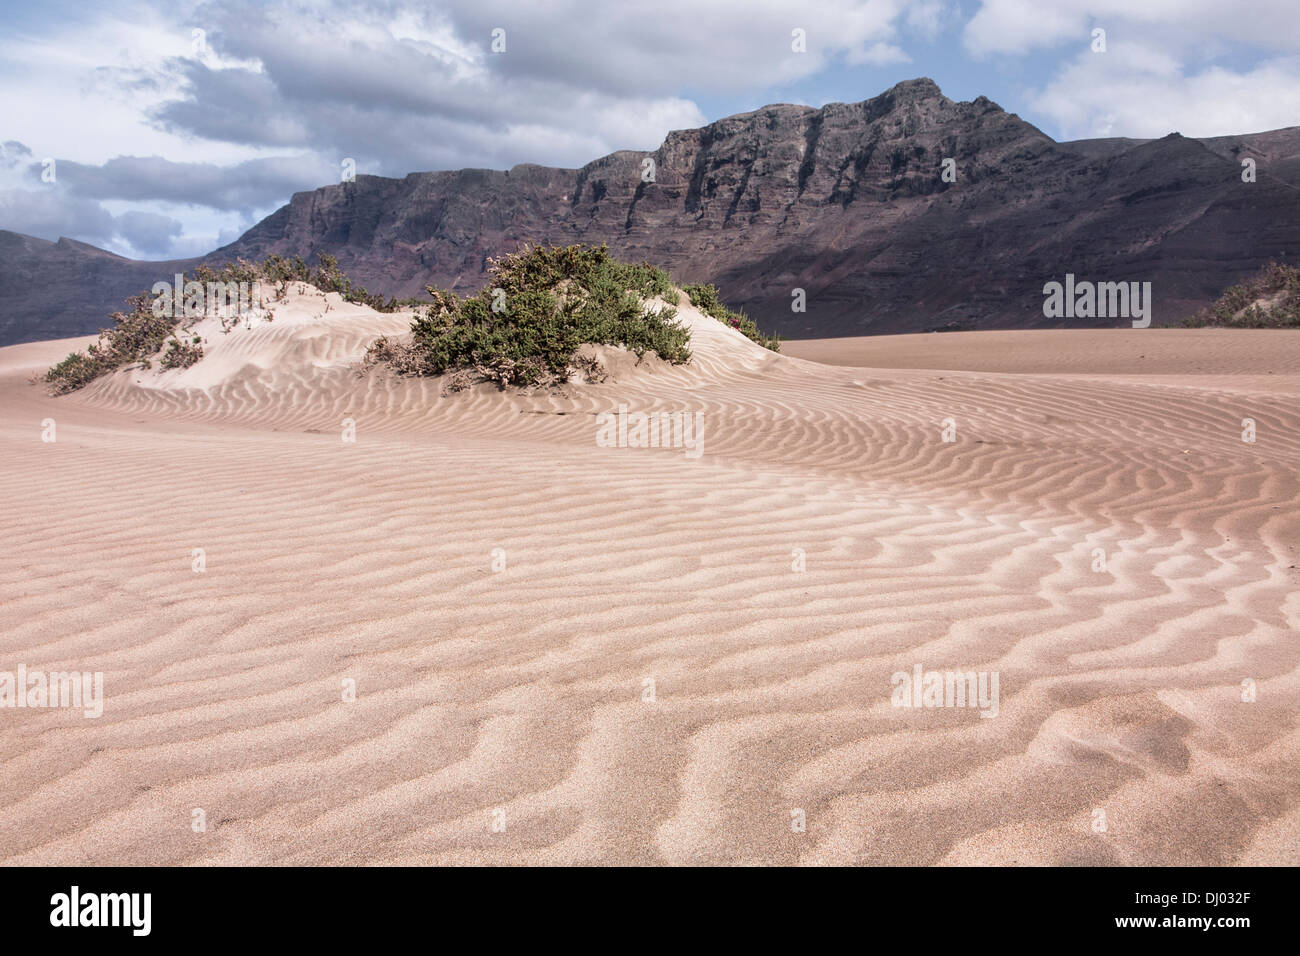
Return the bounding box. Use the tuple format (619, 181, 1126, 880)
(6, 78, 1300, 346)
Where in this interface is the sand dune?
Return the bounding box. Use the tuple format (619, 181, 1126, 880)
(1, 286, 1297, 865)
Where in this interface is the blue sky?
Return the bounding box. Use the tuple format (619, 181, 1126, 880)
(2, 0, 1298, 260)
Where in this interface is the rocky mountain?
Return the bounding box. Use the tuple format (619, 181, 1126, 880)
(0, 232, 199, 347)
(4, 78, 1299, 346)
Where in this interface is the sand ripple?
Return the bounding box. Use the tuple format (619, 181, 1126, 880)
(1, 291, 1296, 865)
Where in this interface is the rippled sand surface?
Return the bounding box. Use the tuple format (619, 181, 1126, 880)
(2, 288, 1296, 865)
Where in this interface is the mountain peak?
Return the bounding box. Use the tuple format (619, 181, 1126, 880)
(884, 77, 944, 99)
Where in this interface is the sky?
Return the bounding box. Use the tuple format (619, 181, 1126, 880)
(2, 0, 1298, 260)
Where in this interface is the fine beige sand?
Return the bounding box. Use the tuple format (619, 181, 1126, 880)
(1, 288, 1297, 866)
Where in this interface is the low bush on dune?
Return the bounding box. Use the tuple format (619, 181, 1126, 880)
(44, 243, 777, 395)
(189, 253, 413, 313)
(682, 283, 781, 351)
(1182, 261, 1300, 328)
(485, 243, 681, 308)
(160, 336, 204, 370)
(365, 244, 693, 389)
(44, 292, 181, 394)
(43, 253, 414, 394)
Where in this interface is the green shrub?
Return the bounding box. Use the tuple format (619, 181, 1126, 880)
(45, 349, 114, 395)
(200, 253, 409, 312)
(44, 253, 413, 393)
(45, 246, 752, 396)
(160, 336, 204, 369)
(1183, 261, 1300, 328)
(45, 292, 178, 394)
(682, 283, 781, 351)
(372, 244, 692, 388)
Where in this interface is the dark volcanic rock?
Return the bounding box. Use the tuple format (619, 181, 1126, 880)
(4, 78, 1299, 346)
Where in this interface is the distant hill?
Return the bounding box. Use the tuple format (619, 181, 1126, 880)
(4, 77, 1299, 347)
(0, 232, 201, 346)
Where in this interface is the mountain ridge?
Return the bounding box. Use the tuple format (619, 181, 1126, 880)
(4, 77, 1300, 347)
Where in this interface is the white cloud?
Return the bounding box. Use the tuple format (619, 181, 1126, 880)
(848, 42, 912, 67)
(963, 0, 1300, 138)
(963, 0, 1092, 56)
(964, 0, 1300, 57)
(904, 1, 954, 42)
(1035, 50, 1300, 139)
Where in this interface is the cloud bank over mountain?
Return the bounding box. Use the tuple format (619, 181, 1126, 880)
(3, 0, 1298, 258)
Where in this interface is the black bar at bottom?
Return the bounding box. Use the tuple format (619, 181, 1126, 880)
(0, 865, 1287, 943)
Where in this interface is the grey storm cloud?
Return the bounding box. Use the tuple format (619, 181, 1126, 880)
(147, 42, 670, 176)
(0, 185, 187, 257)
(113, 210, 185, 255)
(1, 140, 35, 169)
(149, 0, 721, 175)
(146, 60, 317, 151)
(0, 188, 118, 245)
(432, 5, 781, 98)
(55, 155, 336, 210)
